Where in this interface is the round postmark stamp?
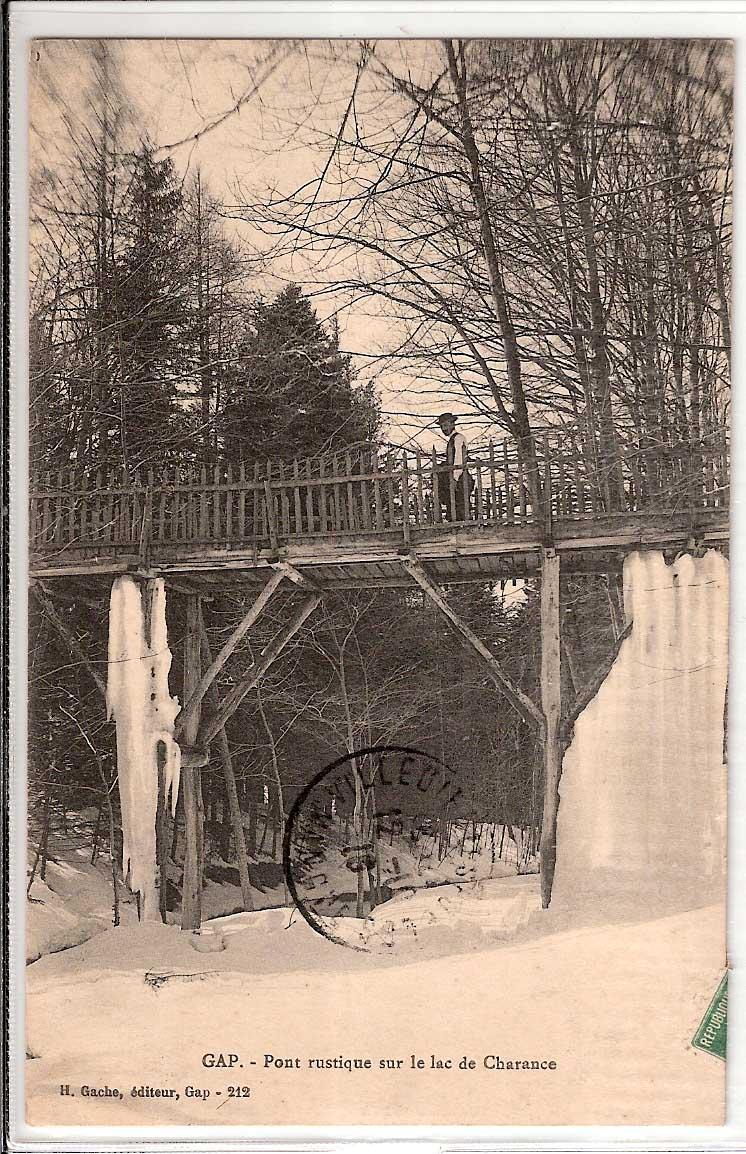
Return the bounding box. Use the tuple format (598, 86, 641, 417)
(283, 745, 475, 951)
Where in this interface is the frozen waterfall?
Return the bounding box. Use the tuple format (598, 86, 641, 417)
(106, 576, 181, 919)
(552, 549, 728, 908)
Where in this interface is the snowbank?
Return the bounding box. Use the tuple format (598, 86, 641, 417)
(553, 549, 728, 910)
(26, 877, 101, 965)
(26, 851, 137, 964)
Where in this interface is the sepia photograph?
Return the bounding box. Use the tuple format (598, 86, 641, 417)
(14, 22, 732, 1134)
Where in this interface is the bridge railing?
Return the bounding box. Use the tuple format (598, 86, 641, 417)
(29, 430, 729, 558)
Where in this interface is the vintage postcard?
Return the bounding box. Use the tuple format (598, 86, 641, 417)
(12, 23, 732, 1137)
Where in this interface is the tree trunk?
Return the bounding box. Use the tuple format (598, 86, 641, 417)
(201, 620, 254, 911)
(444, 39, 541, 509)
(539, 550, 562, 908)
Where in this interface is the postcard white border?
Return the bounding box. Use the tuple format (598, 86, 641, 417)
(8, 2, 746, 1149)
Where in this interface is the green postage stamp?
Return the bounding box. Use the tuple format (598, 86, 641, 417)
(692, 974, 728, 1061)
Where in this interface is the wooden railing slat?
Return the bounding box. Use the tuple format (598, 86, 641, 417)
(213, 464, 222, 539)
(67, 467, 76, 543)
(157, 471, 167, 541)
(402, 452, 411, 544)
(93, 470, 103, 540)
(265, 461, 278, 548)
(237, 463, 246, 540)
(475, 461, 485, 526)
(488, 442, 497, 527)
(516, 439, 527, 524)
(253, 463, 261, 546)
(292, 458, 303, 534)
(305, 458, 315, 534)
(172, 471, 181, 542)
(277, 461, 290, 537)
(373, 449, 384, 530)
(386, 452, 397, 529)
(615, 441, 626, 511)
(345, 451, 357, 533)
(198, 466, 207, 539)
(414, 449, 425, 525)
(318, 456, 328, 534)
(574, 435, 584, 516)
(502, 442, 513, 525)
(360, 450, 371, 531)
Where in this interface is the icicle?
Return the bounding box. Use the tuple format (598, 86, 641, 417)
(106, 576, 181, 919)
(146, 579, 181, 817)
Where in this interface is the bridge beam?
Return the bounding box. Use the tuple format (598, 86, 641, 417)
(402, 556, 543, 730)
(272, 560, 321, 591)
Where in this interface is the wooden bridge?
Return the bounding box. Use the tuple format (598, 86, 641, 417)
(30, 430, 729, 595)
(30, 429, 730, 922)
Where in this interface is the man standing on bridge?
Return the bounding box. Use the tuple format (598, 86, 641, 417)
(438, 412, 474, 522)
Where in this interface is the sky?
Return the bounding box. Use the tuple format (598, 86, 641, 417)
(29, 37, 482, 453)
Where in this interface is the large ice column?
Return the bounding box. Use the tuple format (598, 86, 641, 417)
(552, 549, 728, 908)
(106, 576, 181, 920)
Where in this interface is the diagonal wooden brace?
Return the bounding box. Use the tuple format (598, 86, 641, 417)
(402, 556, 543, 730)
(200, 594, 321, 747)
(175, 569, 285, 739)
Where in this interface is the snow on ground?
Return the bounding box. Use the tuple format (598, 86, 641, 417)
(26, 810, 528, 961)
(326, 874, 540, 951)
(25, 881, 725, 1126)
(294, 826, 528, 920)
(25, 848, 138, 964)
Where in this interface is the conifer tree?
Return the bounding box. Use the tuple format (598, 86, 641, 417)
(221, 284, 378, 463)
(110, 146, 191, 469)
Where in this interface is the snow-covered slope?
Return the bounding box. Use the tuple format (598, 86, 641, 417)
(26, 851, 138, 964)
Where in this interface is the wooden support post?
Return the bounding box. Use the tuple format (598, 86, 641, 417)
(181, 594, 204, 931)
(175, 570, 285, 738)
(403, 557, 543, 730)
(539, 549, 562, 909)
(200, 621, 254, 912)
(156, 742, 169, 923)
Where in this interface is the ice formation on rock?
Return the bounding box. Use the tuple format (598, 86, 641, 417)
(106, 576, 181, 919)
(552, 549, 728, 908)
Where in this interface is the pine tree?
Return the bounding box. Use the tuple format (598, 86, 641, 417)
(109, 147, 191, 470)
(221, 284, 378, 464)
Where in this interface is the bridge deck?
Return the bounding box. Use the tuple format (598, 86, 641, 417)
(29, 433, 729, 594)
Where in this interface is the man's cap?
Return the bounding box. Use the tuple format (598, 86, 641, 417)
(437, 412, 457, 424)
